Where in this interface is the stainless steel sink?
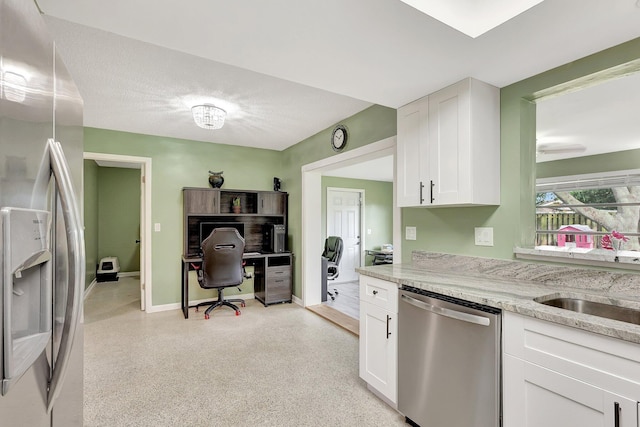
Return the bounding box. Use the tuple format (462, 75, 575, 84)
(535, 297, 640, 326)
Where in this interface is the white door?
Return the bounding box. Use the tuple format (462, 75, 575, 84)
(326, 188, 361, 283)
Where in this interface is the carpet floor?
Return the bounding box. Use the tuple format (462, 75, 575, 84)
(83, 277, 405, 426)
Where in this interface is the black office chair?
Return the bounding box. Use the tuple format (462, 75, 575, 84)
(322, 236, 343, 301)
(195, 228, 248, 319)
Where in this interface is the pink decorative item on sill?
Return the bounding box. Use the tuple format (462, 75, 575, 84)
(601, 230, 629, 252)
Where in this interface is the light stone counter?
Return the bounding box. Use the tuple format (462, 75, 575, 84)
(356, 251, 640, 344)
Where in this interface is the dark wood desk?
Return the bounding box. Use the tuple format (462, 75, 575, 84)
(181, 252, 292, 319)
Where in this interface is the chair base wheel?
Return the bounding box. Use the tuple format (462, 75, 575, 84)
(204, 313, 210, 320)
(241, 302, 246, 307)
(235, 311, 241, 316)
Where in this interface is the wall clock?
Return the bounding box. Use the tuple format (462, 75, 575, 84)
(331, 125, 348, 152)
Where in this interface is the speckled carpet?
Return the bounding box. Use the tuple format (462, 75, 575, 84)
(83, 277, 405, 426)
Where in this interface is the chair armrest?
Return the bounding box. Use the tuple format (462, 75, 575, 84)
(327, 262, 339, 280)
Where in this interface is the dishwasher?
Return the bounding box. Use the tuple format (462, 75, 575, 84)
(398, 285, 502, 427)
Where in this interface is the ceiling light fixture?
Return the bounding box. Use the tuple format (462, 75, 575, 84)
(192, 104, 226, 130)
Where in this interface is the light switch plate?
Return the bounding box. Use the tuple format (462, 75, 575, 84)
(154, 223, 161, 232)
(406, 226, 417, 241)
(475, 227, 493, 246)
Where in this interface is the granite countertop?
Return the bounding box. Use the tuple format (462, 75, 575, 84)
(356, 252, 640, 344)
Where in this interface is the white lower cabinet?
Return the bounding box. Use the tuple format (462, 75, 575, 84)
(503, 312, 640, 427)
(359, 276, 398, 406)
(504, 355, 637, 427)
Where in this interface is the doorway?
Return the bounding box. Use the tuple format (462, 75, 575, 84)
(83, 152, 152, 312)
(301, 136, 400, 308)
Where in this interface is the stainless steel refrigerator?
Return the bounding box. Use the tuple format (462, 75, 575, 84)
(0, 0, 85, 425)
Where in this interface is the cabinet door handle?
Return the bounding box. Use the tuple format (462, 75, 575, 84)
(386, 315, 392, 339)
(419, 181, 425, 204)
(614, 402, 620, 427)
(430, 180, 435, 203)
(372, 290, 378, 295)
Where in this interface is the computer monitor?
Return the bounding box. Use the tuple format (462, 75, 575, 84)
(199, 222, 245, 246)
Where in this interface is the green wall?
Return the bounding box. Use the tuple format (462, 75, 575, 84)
(84, 128, 283, 305)
(321, 176, 393, 266)
(97, 167, 141, 272)
(281, 105, 397, 296)
(83, 159, 99, 287)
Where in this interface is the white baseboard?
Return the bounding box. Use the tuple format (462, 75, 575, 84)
(147, 292, 256, 314)
(292, 294, 302, 306)
(84, 278, 98, 301)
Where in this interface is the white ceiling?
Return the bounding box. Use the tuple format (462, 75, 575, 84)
(37, 0, 640, 170)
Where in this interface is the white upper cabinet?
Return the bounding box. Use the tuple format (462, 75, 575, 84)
(396, 96, 429, 207)
(396, 78, 500, 207)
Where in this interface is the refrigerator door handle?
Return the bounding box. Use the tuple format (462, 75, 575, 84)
(46, 139, 85, 412)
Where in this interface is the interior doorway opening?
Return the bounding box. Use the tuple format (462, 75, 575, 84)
(301, 136, 399, 308)
(83, 152, 152, 312)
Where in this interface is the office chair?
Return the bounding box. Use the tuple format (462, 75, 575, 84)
(195, 228, 248, 319)
(322, 236, 343, 301)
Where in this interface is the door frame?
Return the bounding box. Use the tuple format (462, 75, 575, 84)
(83, 152, 152, 312)
(326, 187, 365, 282)
(301, 136, 399, 307)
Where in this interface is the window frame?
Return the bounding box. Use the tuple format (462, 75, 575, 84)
(515, 169, 640, 270)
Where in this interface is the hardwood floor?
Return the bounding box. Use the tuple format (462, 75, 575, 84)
(307, 280, 360, 335)
(324, 280, 359, 319)
(306, 304, 359, 336)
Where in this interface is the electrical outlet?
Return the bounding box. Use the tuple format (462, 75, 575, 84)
(474, 227, 493, 246)
(406, 226, 417, 241)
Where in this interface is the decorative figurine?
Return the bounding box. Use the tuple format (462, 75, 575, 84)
(273, 177, 281, 192)
(208, 171, 224, 188)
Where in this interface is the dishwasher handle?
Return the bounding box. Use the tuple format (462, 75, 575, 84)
(401, 294, 491, 326)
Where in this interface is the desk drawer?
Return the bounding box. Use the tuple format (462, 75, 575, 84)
(267, 276, 290, 291)
(267, 266, 291, 280)
(360, 275, 398, 312)
(266, 276, 291, 302)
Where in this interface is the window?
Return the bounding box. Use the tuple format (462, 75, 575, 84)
(535, 170, 640, 256)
